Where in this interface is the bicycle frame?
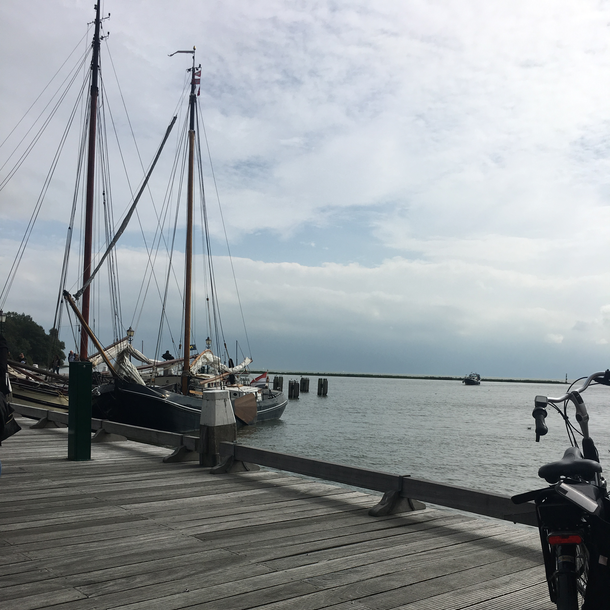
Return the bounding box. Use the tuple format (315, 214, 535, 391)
(534, 487, 591, 606)
(511, 371, 610, 610)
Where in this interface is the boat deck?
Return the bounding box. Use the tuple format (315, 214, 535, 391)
(1, 416, 554, 609)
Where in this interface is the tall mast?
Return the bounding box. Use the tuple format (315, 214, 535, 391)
(79, 2, 102, 360)
(176, 49, 198, 395)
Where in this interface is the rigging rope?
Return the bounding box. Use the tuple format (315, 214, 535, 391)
(128, 73, 192, 361)
(73, 115, 177, 300)
(154, 112, 190, 362)
(0, 38, 90, 171)
(197, 99, 254, 361)
(0, 75, 90, 310)
(52, 76, 91, 340)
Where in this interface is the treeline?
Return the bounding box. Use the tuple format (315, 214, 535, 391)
(1, 312, 65, 367)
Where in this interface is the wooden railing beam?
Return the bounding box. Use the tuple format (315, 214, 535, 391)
(219, 441, 536, 525)
(11, 403, 199, 456)
(219, 442, 400, 492)
(12, 403, 537, 525)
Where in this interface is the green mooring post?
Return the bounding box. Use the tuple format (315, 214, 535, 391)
(68, 360, 92, 461)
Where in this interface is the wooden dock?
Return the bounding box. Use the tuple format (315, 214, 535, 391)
(1, 416, 554, 610)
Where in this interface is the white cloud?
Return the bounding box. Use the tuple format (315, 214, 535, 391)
(545, 334, 564, 345)
(2, 0, 610, 378)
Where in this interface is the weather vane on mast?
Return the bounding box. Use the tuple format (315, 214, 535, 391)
(169, 47, 200, 96)
(168, 47, 196, 57)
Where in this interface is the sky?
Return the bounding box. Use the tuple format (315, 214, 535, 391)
(1, 0, 610, 379)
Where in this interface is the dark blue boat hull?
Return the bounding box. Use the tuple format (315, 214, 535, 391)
(92, 379, 287, 433)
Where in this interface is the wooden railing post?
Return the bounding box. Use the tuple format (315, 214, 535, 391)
(198, 389, 236, 467)
(68, 360, 92, 461)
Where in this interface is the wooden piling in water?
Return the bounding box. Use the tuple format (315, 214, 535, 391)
(300, 377, 309, 392)
(273, 376, 283, 391)
(317, 377, 328, 396)
(288, 380, 300, 399)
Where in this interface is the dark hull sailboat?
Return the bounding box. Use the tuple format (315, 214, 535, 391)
(68, 34, 286, 431)
(4, 7, 286, 431)
(93, 378, 287, 432)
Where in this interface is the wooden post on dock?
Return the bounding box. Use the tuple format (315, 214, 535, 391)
(199, 389, 236, 467)
(68, 360, 92, 461)
(317, 378, 328, 396)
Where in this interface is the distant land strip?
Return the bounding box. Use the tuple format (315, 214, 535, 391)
(249, 371, 567, 384)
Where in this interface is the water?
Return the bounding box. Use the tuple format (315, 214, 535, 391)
(238, 376, 610, 497)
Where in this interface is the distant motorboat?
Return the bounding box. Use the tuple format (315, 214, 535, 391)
(462, 372, 481, 385)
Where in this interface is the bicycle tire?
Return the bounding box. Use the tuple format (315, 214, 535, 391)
(555, 544, 579, 610)
(575, 542, 589, 604)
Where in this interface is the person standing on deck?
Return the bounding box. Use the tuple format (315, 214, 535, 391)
(50, 355, 61, 374)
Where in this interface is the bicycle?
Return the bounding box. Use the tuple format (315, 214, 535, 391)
(512, 371, 610, 609)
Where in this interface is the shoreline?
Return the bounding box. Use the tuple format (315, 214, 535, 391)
(250, 371, 568, 384)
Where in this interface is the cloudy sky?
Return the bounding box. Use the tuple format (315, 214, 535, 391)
(1, 0, 610, 379)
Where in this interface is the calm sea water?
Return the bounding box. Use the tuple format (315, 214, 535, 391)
(238, 376, 610, 497)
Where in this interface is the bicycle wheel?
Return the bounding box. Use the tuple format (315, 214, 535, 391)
(575, 543, 589, 607)
(555, 544, 579, 610)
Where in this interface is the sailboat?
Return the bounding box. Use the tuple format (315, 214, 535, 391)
(3, 5, 287, 429)
(86, 44, 287, 431)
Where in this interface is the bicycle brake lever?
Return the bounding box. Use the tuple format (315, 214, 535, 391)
(568, 391, 590, 438)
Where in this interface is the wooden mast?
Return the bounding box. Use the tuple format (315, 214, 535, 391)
(79, 2, 102, 361)
(182, 50, 197, 395)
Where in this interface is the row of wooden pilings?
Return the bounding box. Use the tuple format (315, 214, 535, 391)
(273, 376, 328, 399)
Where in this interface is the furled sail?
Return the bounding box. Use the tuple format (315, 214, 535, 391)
(114, 351, 146, 385)
(89, 340, 155, 367)
(190, 350, 252, 375)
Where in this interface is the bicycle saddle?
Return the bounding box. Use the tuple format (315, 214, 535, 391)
(538, 447, 603, 484)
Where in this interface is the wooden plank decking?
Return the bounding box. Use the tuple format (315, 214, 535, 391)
(1, 416, 554, 610)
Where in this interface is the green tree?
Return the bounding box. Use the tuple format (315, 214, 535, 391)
(2, 312, 65, 367)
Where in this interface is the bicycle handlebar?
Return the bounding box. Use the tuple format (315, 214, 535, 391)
(533, 370, 610, 442)
(532, 402, 548, 441)
(545, 371, 609, 403)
